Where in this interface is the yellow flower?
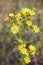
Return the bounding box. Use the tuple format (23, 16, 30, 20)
(18, 43, 29, 55)
(29, 45, 36, 55)
(25, 52, 29, 56)
(15, 13, 21, 18)
(18, 44, 26, 50)
(32, 8, 36, 11)
(32, 25, 40, 33)
(18, 21, 22, 25)
(29, 10, 35, 16)
(17, 38, 23, 43)
(18, 43, 29, 56)
(16, 18, 22, 25)
(25, 20, 32, 26)
(21, 8, 30, 16)
(15, 13, 22, 25)
(11, 24, 19, 34)
(20, 48, 28, 55)
(5, 17, 9, 22)
(24, 56, 31, 64)
(9, 13, 14, 17)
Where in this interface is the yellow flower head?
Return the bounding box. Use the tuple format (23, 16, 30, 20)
(17, 38, 23, 43)
(32, 25, 40, 33)
(29, 45, 36, 55)
(15, 13, 21, 18)
(5, 17, 9, 22)
(11, 24, 19, 34)
(20, 48, 28, 55)
(17, 21, 22, 25)
(25, 20, 32, 26)
(18, 43, 28, 55)
(9, 13, 14, 17)
(29, 10, 35, 16)
(32, 8, 36, 11)
(18, 43, 26, 50)
(16, 18, 22, 25)
(15, 13, 22, 25)
(24, 56, 31, 64)
(21, 8, 30, 16)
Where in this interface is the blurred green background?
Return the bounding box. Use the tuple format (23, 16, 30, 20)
(0, 0, 43, 65)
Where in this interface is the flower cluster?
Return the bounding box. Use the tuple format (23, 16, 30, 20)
(18, 40, 36, 64)
(5, 8, 40, 34)
(5, 8, 40, 64)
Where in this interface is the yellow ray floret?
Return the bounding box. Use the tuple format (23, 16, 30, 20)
(21, 8, 30, 16)
(17, 38, 23, 43)
(20, 48, 28, 55)
(16, 18, 22, 25)
(15, 13, 22, 25)
(11, 24, 19, 34)
(5, 17, 9, 22)
(25, 20, 32, 26)
(29, 10, 35, 16)
(32, 25, 40, 33)
(18, 43, 28, 55)
(29, 45, 36, 55)
(18, 43, 26, 50)
(9, 13, 14, 17)
(15, 13, 21, 18)
(24, 56, 31, 64)
(32, 8, 36, 11)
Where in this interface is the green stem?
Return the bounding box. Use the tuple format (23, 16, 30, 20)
(16, 56, 26, 65)
(21, 55, 26, 65)
(21, 61, 26, 65)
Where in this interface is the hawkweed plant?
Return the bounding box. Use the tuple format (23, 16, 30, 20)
(5, 8, 40, 65)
